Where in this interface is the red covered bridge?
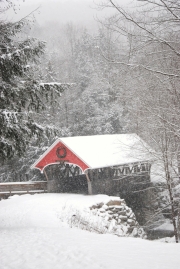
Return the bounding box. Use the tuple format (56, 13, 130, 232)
(31, 134, 153, 195)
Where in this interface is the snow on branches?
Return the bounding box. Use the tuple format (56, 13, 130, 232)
(0, 18, 71, 160)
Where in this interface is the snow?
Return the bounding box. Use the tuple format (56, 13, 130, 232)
(0, 193, 180, 269)
(151, 161, 165, 183)
(1, 111, 18, 124)
(155, 220, 174, 231)
(60, 134, 154, 168)
(32, 134, 154, 172)
(40, 82, 66, 86)
(39, 82, 74, 87)
(0, 181, 47, 185)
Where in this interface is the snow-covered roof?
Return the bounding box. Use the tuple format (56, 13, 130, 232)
(31, 134, 154, 172)
(62, 134, 153, 167)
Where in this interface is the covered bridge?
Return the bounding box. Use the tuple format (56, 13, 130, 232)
(31, 134, 155, 224)
(31, 134, 152, 194)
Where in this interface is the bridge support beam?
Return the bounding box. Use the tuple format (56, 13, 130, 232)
(85, 171, 92, 195)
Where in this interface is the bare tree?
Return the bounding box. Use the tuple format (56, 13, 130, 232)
(98, 0, 180, 242)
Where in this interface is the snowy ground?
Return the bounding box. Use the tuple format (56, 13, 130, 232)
(0, 193, 180, 269)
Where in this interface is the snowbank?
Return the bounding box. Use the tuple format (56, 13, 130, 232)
(0, 193, 180, 269)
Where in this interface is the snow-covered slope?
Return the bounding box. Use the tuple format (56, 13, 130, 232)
(0, 193, 179, 269)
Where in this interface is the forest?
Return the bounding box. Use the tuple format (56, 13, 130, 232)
(1, 0, 180, 241)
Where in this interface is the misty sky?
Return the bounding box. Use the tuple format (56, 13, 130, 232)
(5, 0, 131, 27)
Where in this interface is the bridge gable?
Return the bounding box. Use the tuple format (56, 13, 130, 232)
(32, 140, 90, 173)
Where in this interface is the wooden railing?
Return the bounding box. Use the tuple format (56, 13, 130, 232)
(0, 181, 47, 199)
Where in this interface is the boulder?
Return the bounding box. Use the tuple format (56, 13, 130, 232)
(106, 200, 122, 206)
(119, 215, 128, 221)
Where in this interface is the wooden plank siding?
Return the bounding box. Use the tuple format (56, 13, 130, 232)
(0, 181, 47, 199)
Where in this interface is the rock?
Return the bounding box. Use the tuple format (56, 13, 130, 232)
(96, 202, 104, 208)
(119, 216, 128, 221)
(117, 211, 127, 216)
(127, 211, 132, 217)
(107, 211, 114, 215)
(90, 205, 97, 210)
(106, 200, 122, 206)
(127, 219, 136, 226)
(113, 205, 124, 210)
(108, 206, 116, 210)
(89, 200, 145, 238)
(127, 226, 134, 233)
(129, 213, 134, 218)
(113, 207, 125, 213)
(131, 227, 138, 237)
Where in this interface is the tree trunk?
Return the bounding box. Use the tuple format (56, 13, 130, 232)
(165, 160, 178, 243)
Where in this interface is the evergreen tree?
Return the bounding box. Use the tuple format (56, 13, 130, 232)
(0, 16, 69, 161)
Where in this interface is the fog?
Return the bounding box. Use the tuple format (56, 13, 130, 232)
(5, 0, 131, 27)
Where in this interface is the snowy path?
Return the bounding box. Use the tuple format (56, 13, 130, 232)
(0, 194, 180, 269)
